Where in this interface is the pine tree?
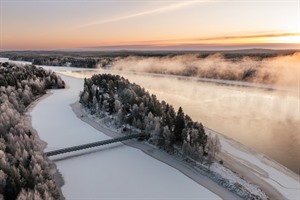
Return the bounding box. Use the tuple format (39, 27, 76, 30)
(174, 107, 185, 142)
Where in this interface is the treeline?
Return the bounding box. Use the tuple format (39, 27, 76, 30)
(31, 57, 103, 68)
(80, 74, 220, 162)
(2, 55, 112, 68)
(3, 50, 298, 85)
(3, 51, 293, 84)
(0, 62, 65, 199)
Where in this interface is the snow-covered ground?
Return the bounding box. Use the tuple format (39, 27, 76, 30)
(74, 101, 267, 199)
(0, 57, 9, 62)
(2, 60, 290, 199)
(31, 75, 223, 199)
(0, 57, 32, 65)
(18, 62, 300, 200)
(212, 131, 300, 200)
(55, 68, 299, 199)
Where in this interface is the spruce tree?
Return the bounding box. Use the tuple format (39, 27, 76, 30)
(174, 107, 185, 142)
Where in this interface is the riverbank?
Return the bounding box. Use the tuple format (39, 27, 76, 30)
(5, 58, 299, 199)
(57, 68, 300, 175)
(71, 102, 242, 200)
(212, 129, 299, 200)
(28, 73, 299, 200)
(31, 75, 225, 199)
(71, 103, 287, 199)
(25, 93, 65, 199)
(71, 100, 300, 200)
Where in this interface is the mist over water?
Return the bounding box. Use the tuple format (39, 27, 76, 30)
(106, 52, 300, 174)
(121, 73, 299, 174)
(111, 52, 300, 87)
(62, 69, 299, 174)
(60, 51, 300, 173)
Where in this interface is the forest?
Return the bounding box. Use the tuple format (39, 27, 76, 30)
(2, 49, 298, 85)
(79, 74, 220, 162)
(0, 62, 65, 200)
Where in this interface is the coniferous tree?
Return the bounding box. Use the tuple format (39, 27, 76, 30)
(79, 74, 215, 162)
(174, 107, 185, 142)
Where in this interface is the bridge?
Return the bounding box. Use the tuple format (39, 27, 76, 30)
(45, 133, 147, 157)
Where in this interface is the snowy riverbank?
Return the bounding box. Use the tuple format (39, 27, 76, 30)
(2, 58, 298, 199)
(73, 101, 299, 200)
(55, 68, 299, 200)
(72, 102, 246, 199)
(58, 67, 300, 175)
(27, 68, 299, 200)
(25, 93, 65, 199)
(72, 101, 272, 199)
(209, 129, 299, 200)
(30, 75, 224, 199)
(63, 72, 299, 200)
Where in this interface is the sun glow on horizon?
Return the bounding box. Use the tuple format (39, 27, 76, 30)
(267, 35, 300, 44)
(0, 0, 299, 50)
(106, 33, 300, 47)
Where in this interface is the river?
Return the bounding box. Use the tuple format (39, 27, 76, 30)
(61, 69, 300, 175)
(31, 75, 222, 199)
(2, 58, 298, 198)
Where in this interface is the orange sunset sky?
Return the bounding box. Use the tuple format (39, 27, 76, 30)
(0, 0, 299, 50)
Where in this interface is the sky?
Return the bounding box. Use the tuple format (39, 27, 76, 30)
(0, 0, 299, 50)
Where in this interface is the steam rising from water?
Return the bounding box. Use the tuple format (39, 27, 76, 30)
(112, 72, 300, 174)
(110, 52, 300, 87)
(58, 51, 300, 173)
(59, 68, 299, 174)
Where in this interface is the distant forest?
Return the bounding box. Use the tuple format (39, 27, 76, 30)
(0, 62, 64, 200)
(79, 74, 220, 162)
(1, 49, 294, 68)
(1, 49, 297, 85)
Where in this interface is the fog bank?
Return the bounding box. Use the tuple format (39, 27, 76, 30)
(117, 73, 300, 174)
(57, 67, 299, 174)
(110, 52, 300, 87)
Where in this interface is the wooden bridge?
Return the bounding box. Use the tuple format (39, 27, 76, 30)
(45, 133, 147, 157)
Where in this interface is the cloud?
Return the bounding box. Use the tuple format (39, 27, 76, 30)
(78, 1, 206, 28)
(84, 32, 299, 50)
(129, 32, 300, 45)
(185, 32, 300, 42)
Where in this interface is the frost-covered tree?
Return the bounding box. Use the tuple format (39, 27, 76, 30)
(16, 189, 43, 200)
(0, 62, 64, 200)
(79, 74, 209, 163)
(145, 112, 155, 133)
(206, 133, 221, 164)
(114, 99, 122, 113)
(132, 104, 139, 119)
(80, 91, 89, 106)
(150, 117, 163, 146)
(162, 126, 175, 148)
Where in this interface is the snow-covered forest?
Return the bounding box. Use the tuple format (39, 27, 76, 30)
(0, 62, 65, 199)
(79, 74, 220, 163)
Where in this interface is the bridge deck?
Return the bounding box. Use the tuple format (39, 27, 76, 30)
(45, 133, 146, 157)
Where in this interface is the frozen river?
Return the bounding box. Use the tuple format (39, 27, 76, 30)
(31, 75, 221, 199)
(62, 68, 300, 175)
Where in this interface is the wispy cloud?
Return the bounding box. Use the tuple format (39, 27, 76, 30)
(127, 32, 300, 44)
(191, 32, 300, 42)
(78, 0, 206, 28)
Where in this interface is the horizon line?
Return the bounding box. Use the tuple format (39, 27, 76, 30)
(1, 46, 299, 52)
